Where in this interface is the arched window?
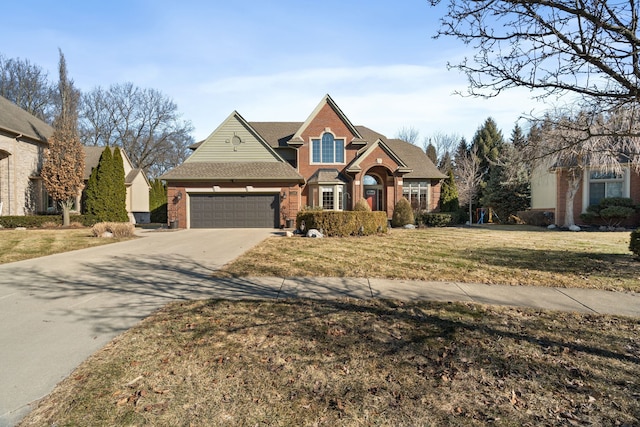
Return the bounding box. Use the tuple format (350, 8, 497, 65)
(311, 132, 344, 164)
(363, 175, 379, 185)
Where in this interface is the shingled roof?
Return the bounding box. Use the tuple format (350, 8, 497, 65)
(160, 161, 304, 182)
(0, 95, 52, 143)
(386, 138, 447, 179)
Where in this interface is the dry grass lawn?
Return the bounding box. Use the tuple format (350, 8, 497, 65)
(0, 229, 120, 264)
(222, 226, 640, 291)
(20, 299, 640, 426)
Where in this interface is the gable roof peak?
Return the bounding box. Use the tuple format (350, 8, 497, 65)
(290, 94, 362, 144)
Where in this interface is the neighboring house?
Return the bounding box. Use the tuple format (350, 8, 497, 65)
(0, 95, 51, 216)
(83, 147, 151, 223)
(161, 94, 446, 229)
(531, 164, 640, 226)
(0, 94, 150, 221)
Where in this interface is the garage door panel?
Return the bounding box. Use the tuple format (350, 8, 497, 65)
(190, 194, 279, 228)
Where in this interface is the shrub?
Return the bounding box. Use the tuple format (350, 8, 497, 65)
(391, 197, 414, 227)
(517, 210, 554, 227)
(91, 222, 136, 238)
(353, 198, 371, 212)
(0, 215, 59, 228)
(420, 213, 453, 227)
(296, 211, 387, 237)
(0, 214, 98, 229)
(630, 229, 640, 260)
(580, 197, 637, 227)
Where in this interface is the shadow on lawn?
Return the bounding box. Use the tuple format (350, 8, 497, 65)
(462, 246, 639, 279)
(163, 298, 640, 424)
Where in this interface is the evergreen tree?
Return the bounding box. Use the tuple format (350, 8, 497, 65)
(83, 165, 99, 217)
(480, 125, 531, 222)
(425, 142, 438, 165)
(453, 137, 469, 172)
(471, 117, 503, 175)
(111, 147, 129, 222)
(149, 178, 168, 222)
(510, 123, 527, 149)
(439, 169, 459, 212)
(470, 118, 504, 203)
(438, 151, 453, 173)
(93, 147, 113, 221)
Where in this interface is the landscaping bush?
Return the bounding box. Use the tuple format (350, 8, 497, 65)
(296, 210, 387, 237)
(517, 210, 554, 227)
(391, 197, 414, 227)
(630, 228, 640, 260)
(420, 212, 453, 227)
(0, 214, 99, 228)
(353, 198, 371, 212)
(581, 197, 637, 227)
(91, 222, 136, 238)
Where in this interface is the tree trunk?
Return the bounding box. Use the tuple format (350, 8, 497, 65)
(61, 200, 72, 227)
(564, 171, 582, 227)
(468, 202, 473, 225)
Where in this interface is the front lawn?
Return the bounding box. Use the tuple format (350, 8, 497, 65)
(0, 229, 121, 264)
(19, 299, 640, 426)
(221, 226, 640, 291)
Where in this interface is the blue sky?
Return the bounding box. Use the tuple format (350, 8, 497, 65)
(2, 1, 544, 144)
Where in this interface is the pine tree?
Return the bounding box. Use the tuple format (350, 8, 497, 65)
(425, 142, 438, 165)
(111, 147, 129, 222)
(41, 51, 84, 226)
(149, 178, 168, 222)
(438, 151, 453, 173)
(83, 165, 99, 217)
(470, 118, 504, 203)
(440, 169, 459, 212)
(480, 124, 531, 222)
(93, 147, 113, 222)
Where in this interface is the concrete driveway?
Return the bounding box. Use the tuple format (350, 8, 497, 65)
(0, 228, 276, 427)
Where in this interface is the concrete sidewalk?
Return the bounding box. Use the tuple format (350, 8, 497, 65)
(227, 276, 640, 317)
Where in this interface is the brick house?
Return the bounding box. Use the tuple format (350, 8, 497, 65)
(161, 95, 446, 228)
(531, 163, 640, 227)
(0, 95, 149, 220)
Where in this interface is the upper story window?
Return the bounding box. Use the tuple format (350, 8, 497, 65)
(588, 170, 624, 206)
(311, 132, 344, 164)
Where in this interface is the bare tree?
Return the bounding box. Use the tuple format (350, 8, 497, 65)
(0, 54, 54, 122)
(396, 126, 420, 145)
(430, 0, 640, 111)
(426, 131, 461, 165)
(80, 83, 194, 177)
(456, 144, 484, 225)
(41, 50, 84, 226)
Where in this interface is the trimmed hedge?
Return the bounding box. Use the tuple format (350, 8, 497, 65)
(296, 210, 388, 237)
(0, 214, 100, 228)
(420, 212, 453, 227)
(630, 229, 640, 260)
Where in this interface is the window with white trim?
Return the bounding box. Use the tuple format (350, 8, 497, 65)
(311, 133, 345, 164)
(402, 181, 430, 211)
(318, 185, 344, 210)
(588, 170, 624, 206)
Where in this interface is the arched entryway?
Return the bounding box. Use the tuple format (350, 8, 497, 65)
(363, 173, 383, 211)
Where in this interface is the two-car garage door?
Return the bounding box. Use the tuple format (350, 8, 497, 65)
(189, 194, 279, 228)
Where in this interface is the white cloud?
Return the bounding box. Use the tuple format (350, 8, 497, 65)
(185, 64, 543, 142)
